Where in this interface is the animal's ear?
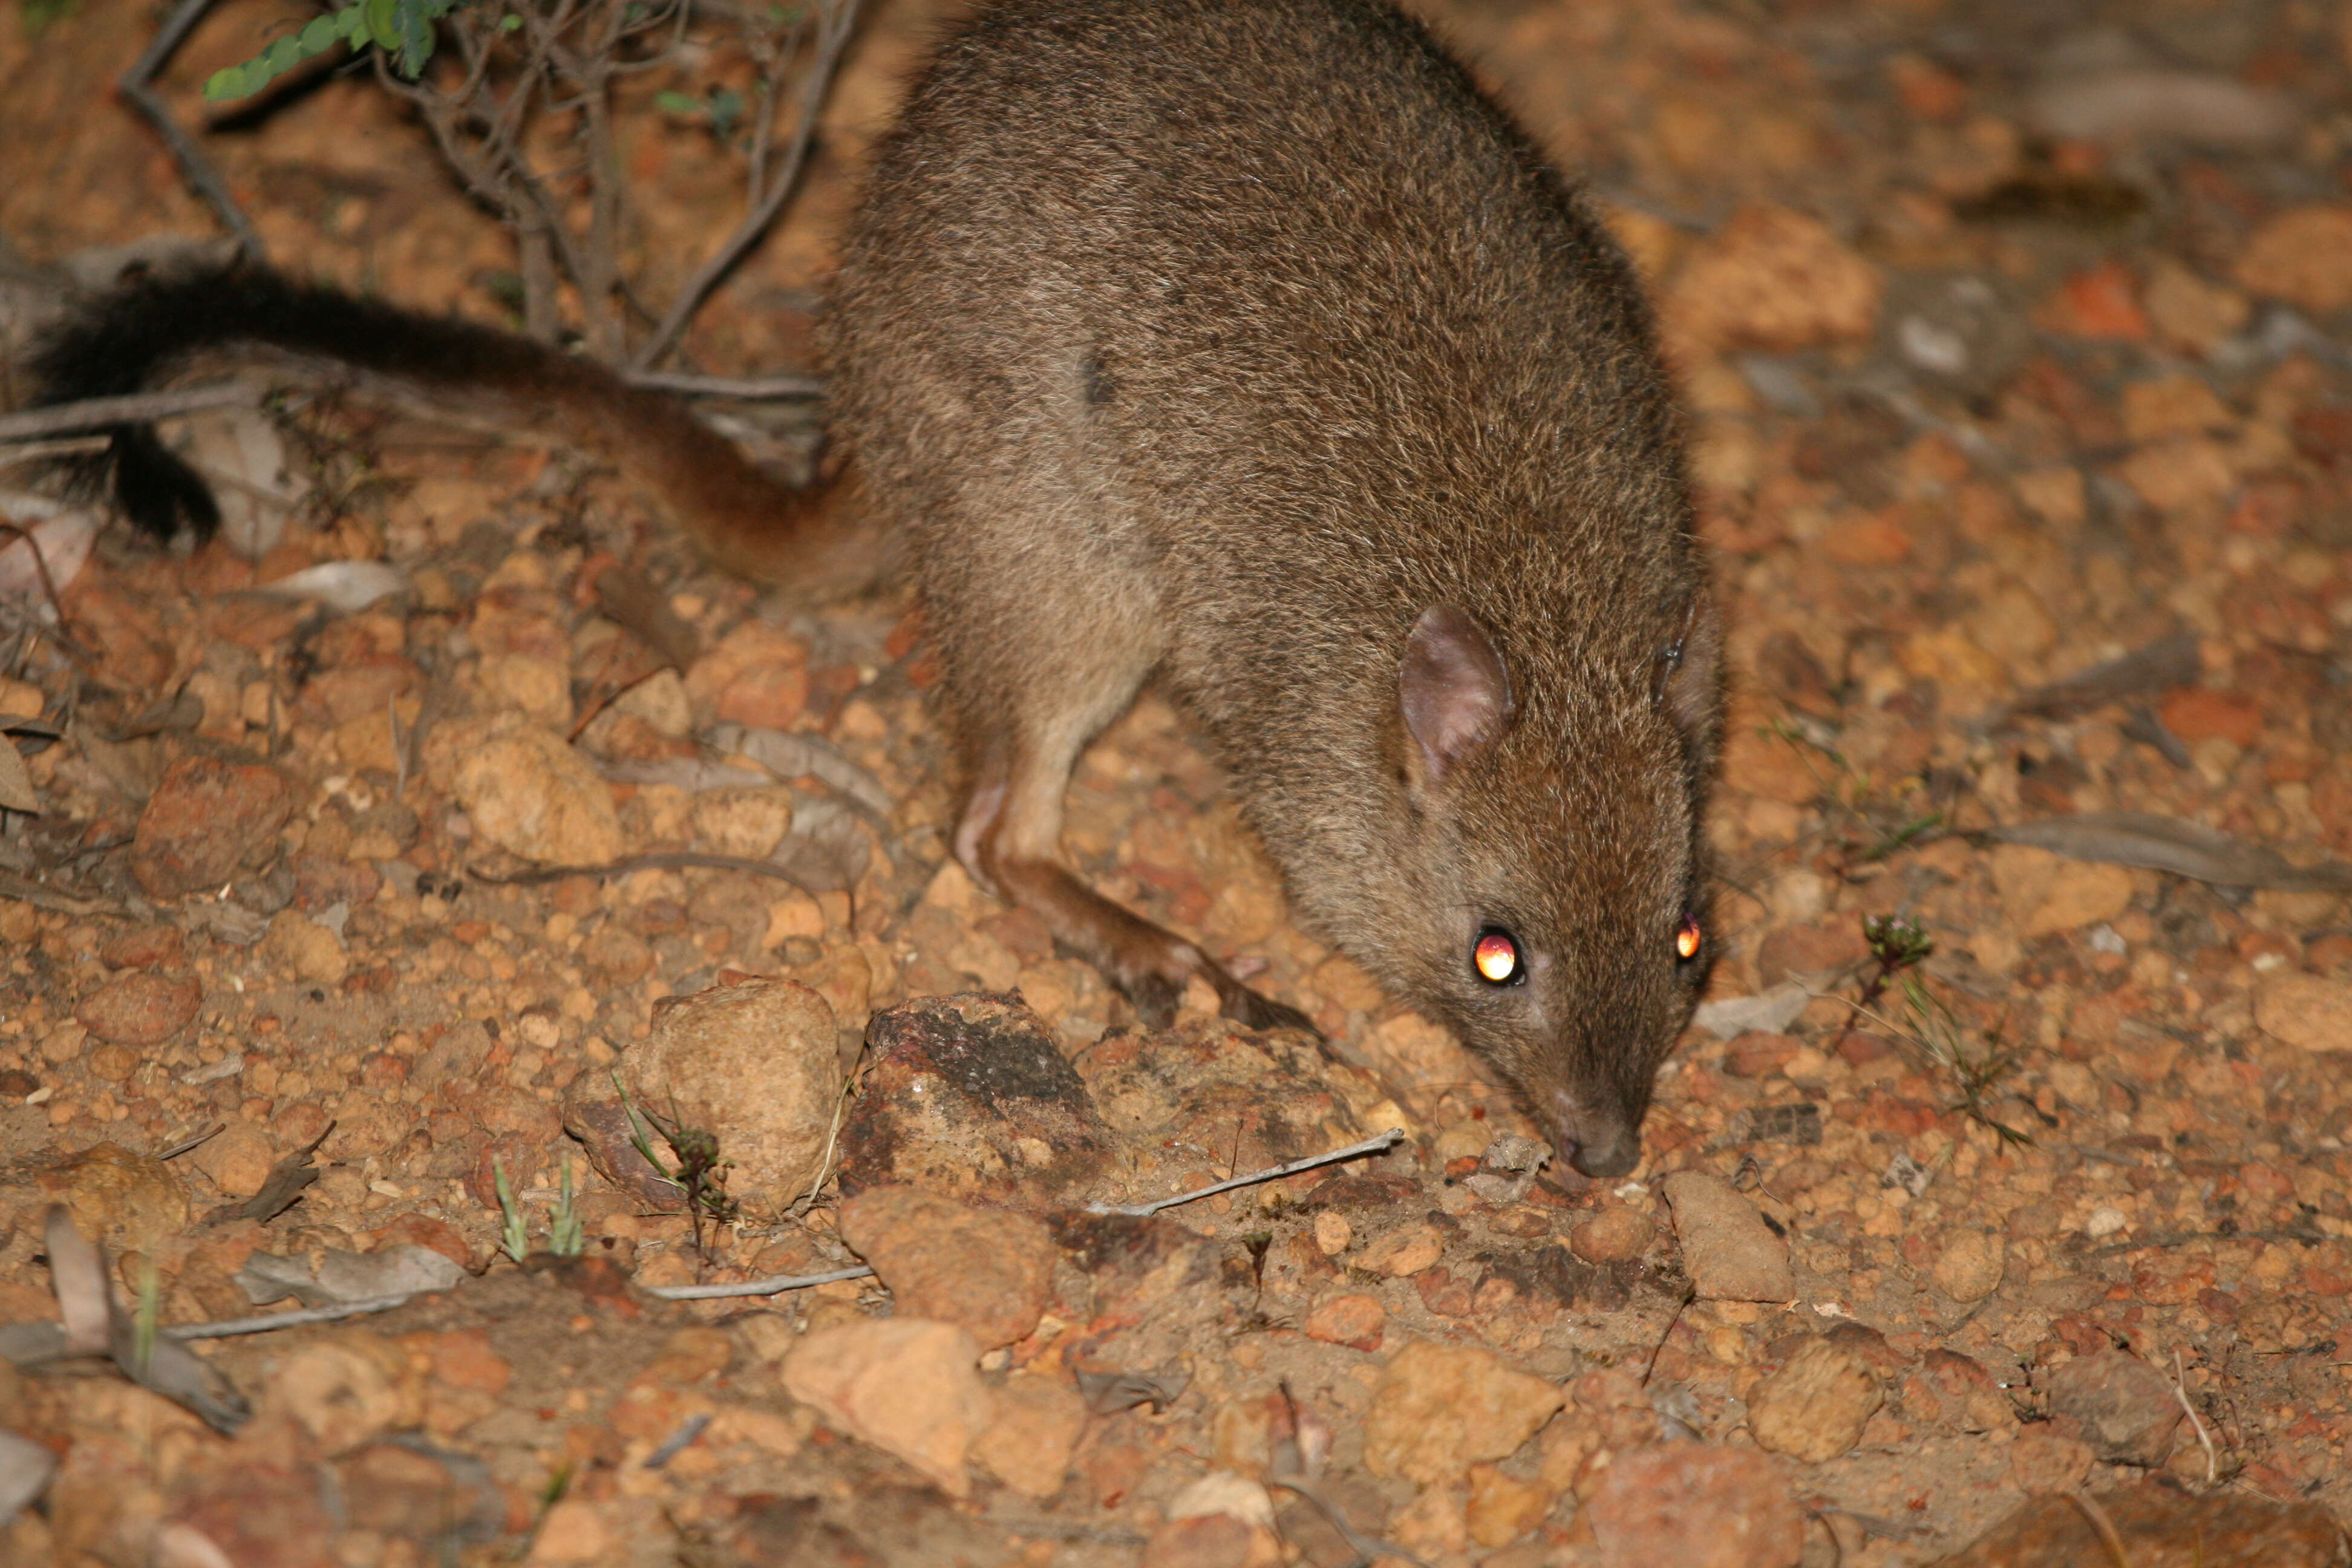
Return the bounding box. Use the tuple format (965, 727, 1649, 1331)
(1401, 604, 1516, 785)
(1659, 592, 1723, 748)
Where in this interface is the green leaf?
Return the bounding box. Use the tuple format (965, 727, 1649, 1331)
(655, 90, 701, 117)
(363, 0, 399, 50)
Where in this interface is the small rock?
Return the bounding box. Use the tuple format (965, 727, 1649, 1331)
(1363, 1339, 1564, 1486)
(1582, 1445, 1804, 1568)
(41, 1142, 189, 1250)
(691, 787, 794, 859)
(338, 1440, 503, 1548)
(1570, 1205, 1655, 1264)
(263, 909, 348, 986)
(1663, 1172, 1793, 1302)
(1937, 1487, 2346, 1567)
(128, 755, 296, 897)
(98, 924, 183, 970)
(261, 1330, 418, 1456)
(1722, 1032, 1800, 1079)
(1931, 1231, 2007, 1302)
(432, 714, 624, 866)
(75, 972, 201, 1047)
(1987, 844, 2135, 938)
(1747, 1337, 1884, 1463)
(621, 978, 841, 1220)
(2004, 1426, 2094, 1494)
(2253, 971, 2352, 1054)
(973, 1374, 1087, 1499)
(779, 1318, 994, 1496)
(1359, 1221, 1443, 1277)
(1665, 206, 1883, 353)
(836, 1184, 1056, 1350)
(190, 1120, 275, 1198)
(1168, 1472, 1277, 1529)
(2039, 1350, 2183, 1465)
(838, 995, 1112, 1209)
(2235, 205, 2352, 315)
(1467, 1461, 1556, 1548)
(1140, 1514, 1283, 1568)
(1304, 1292, 1385, 1351)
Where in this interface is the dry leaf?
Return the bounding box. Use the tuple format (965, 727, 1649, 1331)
(1983, 813, 2352, 892)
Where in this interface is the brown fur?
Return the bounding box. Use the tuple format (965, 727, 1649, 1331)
(828, 0, 1721, 1174)
(38, 0, 1719, 1176)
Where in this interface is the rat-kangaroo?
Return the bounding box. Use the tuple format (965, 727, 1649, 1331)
(31, 0, 1720, 1176)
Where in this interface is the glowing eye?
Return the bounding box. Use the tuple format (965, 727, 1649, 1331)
(1676, 915, 1704, 962)
(1473, 929, 1522, 985)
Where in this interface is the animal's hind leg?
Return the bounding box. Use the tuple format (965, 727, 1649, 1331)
(952, 639, 1314, 1036)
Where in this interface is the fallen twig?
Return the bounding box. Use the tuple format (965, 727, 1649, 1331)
(644, 1412, 711, 1467)
(166, 1293, 421, 1340)
(119, 0, 263, 253)
(1083, 1128, 1406, 1218)
(2065, 1489, 2132, 1568)
(467, 850, 821, 895)
(0, 384, 265, 444)
(2172, 1347, 2218, 1486)
(638, 1263, 874, 1301)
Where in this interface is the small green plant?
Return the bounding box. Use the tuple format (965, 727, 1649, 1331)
(1831, 914, 1934, 1056)
(656, 85, 749, 144)
(494, 1158, 531, 1264)
(1898, 976, 2031, 1148)
(203, 0, 462, 102)
(612, 1071, 736, 1258)
(549, 1157, 585, 1258)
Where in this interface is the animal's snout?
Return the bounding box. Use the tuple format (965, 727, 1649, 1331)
(1551, 1095, 1641, 1178)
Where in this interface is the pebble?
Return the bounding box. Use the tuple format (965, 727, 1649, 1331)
(126, 755, 296, 897)
(1466, 1461, 1555, 1548)
(1930, 1230, 2007, 1302)
(1662, 1172, 1793, 1302)
(836, 1184, 1056, 1350)
(189, 1120, 275, 1198)
(2038, 1350, 2183, 1466)
(2252, 970, 2352, 1054)
(691, 786, 794, 858)
(42, 1142, 189, 1250)
(434, 714, 625, 866)
(261, 1330, 417, 1457)
(972, 1374, 1087, 1499)
(1570, 1205, 1655, 1264)
(1665, 205, 1882, 353)
(1362, 1339, 1563, 1486)
(2234, 204, 2352, 315)
(780, 1318, 994, 1497)
(1746, 1336, 1884, 1463)
(838, 994, 1111, 1209)
(1303, 1292, 1386, 1351)
(1359, 1221, 1444, 1277)
(1580, 1444, 1804, 1568)
(263, 909, 349, 987)
(620, 978, 841, 1220)
(74, 972, 201, 1047)
(97, 924, 183, 970)
(1987, 845, 2134, 938)
(1939, 1487, 2347, 1567)
(2004, 1426, 2094, 1494)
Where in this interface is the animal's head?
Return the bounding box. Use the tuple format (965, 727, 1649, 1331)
(1384, 597, 1720, 1177)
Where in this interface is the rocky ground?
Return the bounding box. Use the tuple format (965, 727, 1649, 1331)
(2, 0, 2351, 1563)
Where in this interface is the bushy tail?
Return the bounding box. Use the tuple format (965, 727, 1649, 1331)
(26, 261, 872, 593)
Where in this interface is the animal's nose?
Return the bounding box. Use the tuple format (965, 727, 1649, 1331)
(1562, 1117, 1639, 1178)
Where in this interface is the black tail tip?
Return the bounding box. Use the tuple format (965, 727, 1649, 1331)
(105, 425, 220, 546)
